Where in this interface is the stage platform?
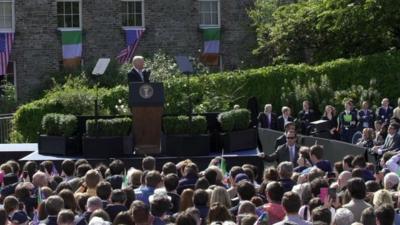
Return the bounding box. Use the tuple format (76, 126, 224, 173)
(0, 144, 264, 181)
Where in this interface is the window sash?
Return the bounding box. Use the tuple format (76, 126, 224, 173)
(121, 0, 144, 27)
(199, 0, 219, 26)
(0, 1, 13, 30)
(57, 1, 81, 29)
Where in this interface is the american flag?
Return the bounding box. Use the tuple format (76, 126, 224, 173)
(0, 33, 14, 76)
(116, 29, 144, 64)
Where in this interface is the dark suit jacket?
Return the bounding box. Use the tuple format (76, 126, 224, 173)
(382, 133, 400, 152)
(275, 134, 286, 149)
(127, 68, 150, 83)
(265, 144, 300, 166)
(258, 112, 278, 130)
(277, 116, 294, 131)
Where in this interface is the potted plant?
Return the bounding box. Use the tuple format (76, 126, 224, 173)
(218, 108, 257, 152)
(39, 113, 80, 155)
(162, 115, 210, 156)
(82, 117, 133, 157)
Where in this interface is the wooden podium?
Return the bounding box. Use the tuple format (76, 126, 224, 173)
(129, 82, 164, 155)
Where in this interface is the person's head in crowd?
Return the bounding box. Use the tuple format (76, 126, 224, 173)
(310, 178, 329, 197)
(75, 159, 89, 170)
(162, 162, 177, 176)
(59, 189, 77, 213)
(285, 130, 297, 147)
(183, 163, 199, 178)
(193, 189, 208, 208)
(239, 214, 258, 225)
(109, 159, 124, 176)
(242, 167, 255, 184)
(208, 202, 232, 224)
(55, 182, 73, 194)
(61, 160, 75, 178)
(380, 151, 397, 169)
(204, 168, 218, 185)
(375, 204, 395, 225)
(351, 168, 364, 179)
(308, 198, 323, 219)
(176, 210, 198, 225)
(360, 207, 375, 225)
(381, 98, 390, 108)
(4, 196, 19, 215)
(14, 182, 33, 200)
(297, 147, 311, 167)
(145, 170, 162, 188)
(89, 209, 111, 222)
(310, 145, 325, 164)
(86, 196, 103, 213)
(250, 196, 263, 207)
(0, 164, 12, 175)
(111, 189, 127, 205)
(39, 161, 54, 175)
(85, 169, 101, 191)
(210, 186, 231, 208)
(95, 163, 108, 179)
(75, 193, 90, 213)
(96, 181, 112, 201)
(361, 100, 369, 110)
(352, 155, 366, 169)
(338, 171, 352, 190)
(179, 189, 194, 212)
(265, 181, 284, 204)
(9, 210, 28, 225)
(238, 201, 256, 215)
(76, 163, 92, 178)
(282, 192, 301, 215)
(366, 163, 375, 173)
(2, 173, 17, 187)
(88, 216, 109, 225)
(362, 128, 375, 141)
(281, 106, 291, 117)
(57, 209, 75, 225)
(45, 195, 64, 216)
(263, 167, 279, 182)
(284, 122, 296, 133)
(22, 161, 37, 181)
(365, 180, 380, 193)
(383, 172, 399, 190)
(122, 187, 135, 209)
(149, 190, 172, 217)
(323, 105, 336, 117)
(32, 171, 47, 187)
(164, 173, 179, 192)
(344, 99, 353, 112)
(112, 211, 134, 225)
(208, 165, 224, 185)
(333, 208, 354, 225)
(237, 181, 255, 201)
(342, 155, 354, 171)
(195, 177, 210, 190)
(308, 168, 325, 182)
(128, 168, 142, 189)
(311, 206, 331, 225)
(334, 161, 344, 175)
(229, 166, 244, 187)
(373, 190, 393, 207)
(277, 161, 293, 179)
(347, 178, 366, 200)
(264, 104, 272, 113)
(375, 120, 383, 132)
(6, 160, 20, 176)
(235, 173, 249, 184)
(142, 156, 156, 171)
(243, 164, 258, 181)
(388, 122, 399, 136)
(130, 200, 150, 224)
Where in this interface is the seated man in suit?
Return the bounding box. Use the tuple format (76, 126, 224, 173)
(258, 104, 277, 130)
(127, 56, 150, 83)
(376, 98, 393, 125)
(259, 130, 300, 166)
(297, 100, 318, 135)
(372, 122, 400, 155)
(277, 106, 294, 131)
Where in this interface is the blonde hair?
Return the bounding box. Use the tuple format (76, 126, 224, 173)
(373, 190, 393, 207)
(210, 186, 231, 208)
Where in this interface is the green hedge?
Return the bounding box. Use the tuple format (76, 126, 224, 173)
(42, 113, 77, 136)
(12, 51, 400, 142)
(86, 117, 132, 137)
(218, 109, 251, 132)
(163, 115, 207, 135)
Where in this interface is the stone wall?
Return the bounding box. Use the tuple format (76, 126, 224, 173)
(12, 0, 256, 101)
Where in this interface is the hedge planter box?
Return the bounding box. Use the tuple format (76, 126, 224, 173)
(162, 134, 210, 156)
(220, 128, 257, 152)
(38, 135, 81, 156)
(82, 136, 133, 158)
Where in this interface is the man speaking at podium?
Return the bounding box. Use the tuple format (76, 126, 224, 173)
(127, 56, 150, 83)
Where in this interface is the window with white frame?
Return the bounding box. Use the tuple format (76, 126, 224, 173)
(121, 0, 144, 28)
(0, 0, 14, 31)
(57, 0, 81, 29)
(199, 0, 220, 27)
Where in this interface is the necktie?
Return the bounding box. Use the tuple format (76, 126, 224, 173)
(268, 114, 271, 128)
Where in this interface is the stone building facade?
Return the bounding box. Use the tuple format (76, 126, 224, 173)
(4, 0, 256, 101)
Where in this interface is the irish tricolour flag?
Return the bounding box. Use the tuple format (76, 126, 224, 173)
(201, 28, 220, 66)
(61, 31, 82, 69)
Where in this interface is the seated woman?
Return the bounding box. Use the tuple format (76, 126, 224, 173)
(356, 128, 374, 149)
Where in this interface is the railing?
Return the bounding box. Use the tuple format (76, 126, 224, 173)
(0, 114, 13, 143)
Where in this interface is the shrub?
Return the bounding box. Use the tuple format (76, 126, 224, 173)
(163, 115, 207, 135)
(86, 117, 132, 137)
(0, 80, 17, 114)
(218, 109, 250, 132)
(41, 113, 77, 136)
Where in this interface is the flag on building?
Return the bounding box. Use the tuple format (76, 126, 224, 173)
(200, 28, 220, 66)
(116, 29, 144, 64)
(0, 33, 14, 76)
(61, 30, 82, 69)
